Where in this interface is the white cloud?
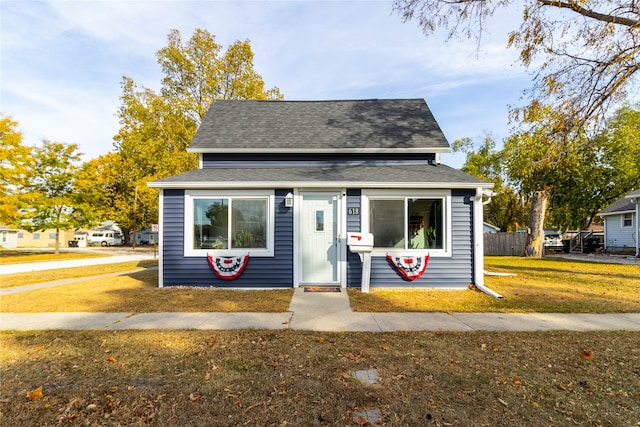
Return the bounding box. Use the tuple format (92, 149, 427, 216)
(1, 0, 533, 165)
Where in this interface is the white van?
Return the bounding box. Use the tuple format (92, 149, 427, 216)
(88, 231, 123, 246)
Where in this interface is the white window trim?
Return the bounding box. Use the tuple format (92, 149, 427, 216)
(361, 189, 452, 258)
(622, 213, 633, 228)
(184, 189, 275, 257)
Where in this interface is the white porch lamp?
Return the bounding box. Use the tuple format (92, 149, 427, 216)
(284, 192, 294, 208)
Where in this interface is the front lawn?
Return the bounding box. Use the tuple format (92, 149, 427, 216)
(1, 256, 638, 314)
(348, 256, 640, 313)
(1, 329, 638, 426)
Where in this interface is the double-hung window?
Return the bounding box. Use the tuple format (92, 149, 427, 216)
(622, 213, 633, 228)
(363, 190, 451, 256)
(185, 190, 274, 257)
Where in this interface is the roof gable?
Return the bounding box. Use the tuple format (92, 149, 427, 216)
(188, 99, 451, 153)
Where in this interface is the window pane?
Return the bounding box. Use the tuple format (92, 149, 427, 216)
(193, 199, 228, 249)
(232, 199, 267, 249)
(408, 198, 443, 249)
(370, 199, 404, 248)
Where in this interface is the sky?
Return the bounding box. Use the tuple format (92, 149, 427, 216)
(1, 0, 532, 169)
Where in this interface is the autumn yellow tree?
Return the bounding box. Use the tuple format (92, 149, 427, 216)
(0, 115, 32, 226)
(395, 1, 640, 256)
(107, 29, 283, 243)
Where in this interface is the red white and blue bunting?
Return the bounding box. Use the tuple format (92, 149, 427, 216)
(207, 253, 249, 280)
(386, 253, 430, 281)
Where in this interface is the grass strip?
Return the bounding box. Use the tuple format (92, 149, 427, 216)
(1, 260, 159, 289)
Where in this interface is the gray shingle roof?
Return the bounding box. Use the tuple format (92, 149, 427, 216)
(188, 99, 451, 153)
(148, 163, 490, 189)
(599, 190, 640, 215)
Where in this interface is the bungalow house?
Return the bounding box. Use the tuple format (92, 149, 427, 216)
(598, 189, 640, 256)
(149, 99, 496, 293)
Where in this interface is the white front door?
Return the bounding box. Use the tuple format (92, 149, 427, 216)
(300, 192, 340, 284)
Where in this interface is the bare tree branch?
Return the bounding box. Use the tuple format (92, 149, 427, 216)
(539, 0, 640, 28)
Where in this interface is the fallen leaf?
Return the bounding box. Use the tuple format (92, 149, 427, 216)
(557, 383, 567, 391)
(355, 415, 371, 426)
(107, 355, 117, 363)
(635, 393, 640, 402)
(497, 398, 508, 407)
(491, 346, 500, 352)
(26, 386, 43, 401)
(109, 386, 118, 393)
(189, 392, 201, 402)
(204, 372, 211, 381)
(512, 377, 522, 385)
(580, 349, 594, 360)
(272, 361, 279, 370)
(381, 344, 389, 351)
(317, 337, 325, 344)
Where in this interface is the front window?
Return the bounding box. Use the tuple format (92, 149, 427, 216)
(186, 190, 273, 256)
(623, 213, 632, 227)
(365, 190, 449, 254)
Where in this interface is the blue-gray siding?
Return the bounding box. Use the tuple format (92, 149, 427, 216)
(202, 153, 436, 168)
(162, 188, 476, 288)
(161, 189, 293, 288)
(604, 212, 637, 252)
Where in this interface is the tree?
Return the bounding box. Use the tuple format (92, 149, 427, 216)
(107, 29, 283, 240)
(393, 1, 640, 131)
(453, 136, 526, 231)
(502, 106, 594, 257)
(0, 115, 32, 226)
(22, 141, 84, 254)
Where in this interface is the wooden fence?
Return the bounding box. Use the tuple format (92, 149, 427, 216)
(483, 232, 527, 256)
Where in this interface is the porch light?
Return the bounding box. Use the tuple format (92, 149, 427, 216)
(285, 192, 294, 208)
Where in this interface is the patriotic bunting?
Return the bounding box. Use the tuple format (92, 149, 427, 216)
(386, 253, 430, 281)
(207, 253, 249, 280)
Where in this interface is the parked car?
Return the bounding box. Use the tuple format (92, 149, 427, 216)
(88, 231, 123, 246)
(544, 233, 564, 251)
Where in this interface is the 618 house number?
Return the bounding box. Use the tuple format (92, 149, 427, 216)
(348, 207, 360, 216)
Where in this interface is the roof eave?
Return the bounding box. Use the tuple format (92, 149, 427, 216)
(598, 209, 636, 216)
(148, 180, 493, 190)
(187, 147, 451, 154)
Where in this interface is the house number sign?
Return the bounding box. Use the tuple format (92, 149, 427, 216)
(348, 207, 360, 216)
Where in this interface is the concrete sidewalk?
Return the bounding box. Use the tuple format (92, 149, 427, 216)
(0, 253, 155, 275)
(2, 288, 640, 332)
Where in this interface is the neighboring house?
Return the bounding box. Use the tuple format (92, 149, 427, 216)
(149, 99, 494, 292)
(130, 227, 157, 245)
(598, 189, 640, 255)
(0, 225, 19, 248)
(15, 229, 76, 248)
(483, 222, 500, 234)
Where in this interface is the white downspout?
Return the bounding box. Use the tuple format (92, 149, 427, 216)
(635, 197, 639, 257)
(474, 187, 503, 299)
